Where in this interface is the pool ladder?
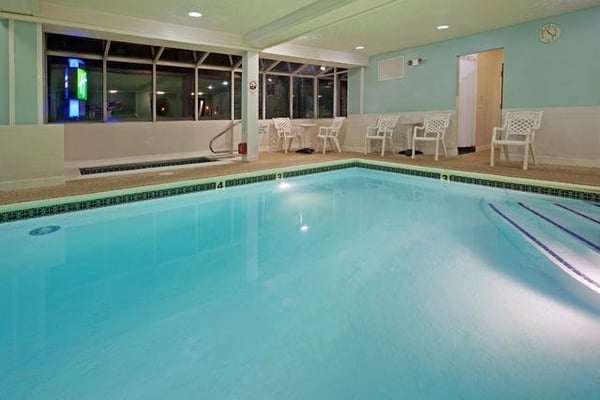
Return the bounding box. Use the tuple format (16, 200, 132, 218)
(209, 120, 242, 157)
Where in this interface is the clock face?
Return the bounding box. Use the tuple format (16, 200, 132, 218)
(539, 23, 560, 43)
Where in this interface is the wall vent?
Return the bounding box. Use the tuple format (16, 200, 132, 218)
(378, 56, 404, 81)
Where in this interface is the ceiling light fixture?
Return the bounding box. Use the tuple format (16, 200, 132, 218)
(188, 11, 202, 18)
(355, 46, 365, 50)
(437, 25, 449, 30)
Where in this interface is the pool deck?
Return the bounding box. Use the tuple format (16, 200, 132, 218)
(1, 150, 599, 206)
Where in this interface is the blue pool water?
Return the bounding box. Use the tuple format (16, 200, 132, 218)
(1, 168, 599, 399)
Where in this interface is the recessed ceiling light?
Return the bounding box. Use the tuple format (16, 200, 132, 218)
(355, 46, 365, 50)
(437, 25, 449, 30)
(188, 11, 202, 18)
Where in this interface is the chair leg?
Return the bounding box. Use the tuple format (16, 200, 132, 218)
(380, 139, 385, 157)
(364, 137, 368, 155)
(411, 137, 416, 158)
(441, 140, 447, 158)
(333, 137, 342, 152)
(490, 144, 495, 167)
(502, 145, 509, 161)
(322, 138, 327, 154)
(529, 143, 537, 165)
(522, 144, 529, 170)
(434, 140, 439, 161)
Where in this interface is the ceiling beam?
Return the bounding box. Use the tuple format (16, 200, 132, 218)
(244, 0, 398, 49)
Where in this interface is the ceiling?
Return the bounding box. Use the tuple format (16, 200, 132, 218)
(3, 0, 600, 65)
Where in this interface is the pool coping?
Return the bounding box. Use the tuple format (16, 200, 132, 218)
(1, 158, 599, 223)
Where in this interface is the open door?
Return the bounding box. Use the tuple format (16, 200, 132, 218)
(457, 48, 504, 154)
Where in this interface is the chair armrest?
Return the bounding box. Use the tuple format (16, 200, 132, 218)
(412, 125, 424, 137)
(491, 126, 504, 142)
(318, 126, 331, 136)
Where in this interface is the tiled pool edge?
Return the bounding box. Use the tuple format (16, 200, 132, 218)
(1, 159, 598, 223)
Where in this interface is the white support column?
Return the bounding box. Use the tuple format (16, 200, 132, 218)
(241, 50, 259, 162)
(360, 66, 365, 115)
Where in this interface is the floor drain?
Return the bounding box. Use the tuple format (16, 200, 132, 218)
(29, 225, 61, 236)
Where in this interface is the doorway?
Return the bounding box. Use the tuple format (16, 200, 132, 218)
(457, 48, 504, 154)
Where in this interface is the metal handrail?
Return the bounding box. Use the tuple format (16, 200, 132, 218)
(209, 120, 241, 155)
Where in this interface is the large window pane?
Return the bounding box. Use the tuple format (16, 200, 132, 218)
(198, 69, 231, 120)
(156, 65, 194, 120)
(265, 75, 289, 118)
(337, 72, 348, 117)
(293, 77, 314, 118)
(106, 61, 152, 122)
(47, 56, 102, 122)
(318, 77, 334, 118)
(234, 72, 242, 120)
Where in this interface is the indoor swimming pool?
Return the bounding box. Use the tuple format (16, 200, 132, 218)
(1, 168, 599, 399)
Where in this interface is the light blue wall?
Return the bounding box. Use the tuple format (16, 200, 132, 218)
(0, 20, 9, 124)
(349, 7, 600, 114)
(14, 21, 38, 124)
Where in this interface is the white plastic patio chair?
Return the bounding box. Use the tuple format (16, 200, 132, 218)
(363, 114, 400, 156)
(411, 112, 451, 161)
(316, 117, 345, 154)
(490, 110, 544, 170)
(272, 117, 301, 153)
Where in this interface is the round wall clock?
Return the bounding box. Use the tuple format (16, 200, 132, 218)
(539, 23, 560, 44)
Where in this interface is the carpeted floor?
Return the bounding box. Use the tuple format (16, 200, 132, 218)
(1, 150, 598, 206)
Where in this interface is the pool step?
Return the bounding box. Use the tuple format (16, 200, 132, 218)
(488, 200, 600, 294)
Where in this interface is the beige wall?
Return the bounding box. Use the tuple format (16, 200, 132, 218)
(343, 106, 599, 167)
(0, 125, 64, 190)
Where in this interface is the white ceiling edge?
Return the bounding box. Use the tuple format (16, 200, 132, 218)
(34, 3, 248, 51)
(262, 43, 368, 68)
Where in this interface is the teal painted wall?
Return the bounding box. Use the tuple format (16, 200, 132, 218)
(0, 20, 8, 124)
(14, 21, 38, 124)
(349, 7, 600, 114)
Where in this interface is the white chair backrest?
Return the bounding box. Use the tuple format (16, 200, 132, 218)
(376, 114, 400, 133)
(423, 112, 451, 133)
(504, 111, 543, 136)
(331, 116, 346, 131)
(273, 117, 292, 136)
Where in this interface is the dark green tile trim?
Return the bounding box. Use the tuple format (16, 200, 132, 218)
(282, 162, 358, 178)
(1, 160, 598, 223)
(448, 175, 599, 202)
(360, 162, 441, 179)
(80, 157, 215, 175)
(225, 173, 277, 187)
(0, 182, 215, 223)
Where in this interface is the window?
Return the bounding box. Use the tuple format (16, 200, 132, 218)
(234, 72, 242, 120)
(293, 77, 314, 118)
(198, 69, 231, 120)
(47, 56, 103, 122)
(318, 77, 334, 118)
(156, 65, 194, 120)
(337, 72, 348, 117)
(265, 75, 289, 118)
(45, 33, 347, 123)
(106, 61, 152, 121)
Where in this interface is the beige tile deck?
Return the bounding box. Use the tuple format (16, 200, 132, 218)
(1, 150, 599, 206)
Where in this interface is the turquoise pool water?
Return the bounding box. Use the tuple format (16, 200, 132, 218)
(1, 168, 599, 399)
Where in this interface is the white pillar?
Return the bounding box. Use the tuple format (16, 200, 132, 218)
(241, 50, 259, 162)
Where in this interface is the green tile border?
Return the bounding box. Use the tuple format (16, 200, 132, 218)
(1, 159, 598, 223)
